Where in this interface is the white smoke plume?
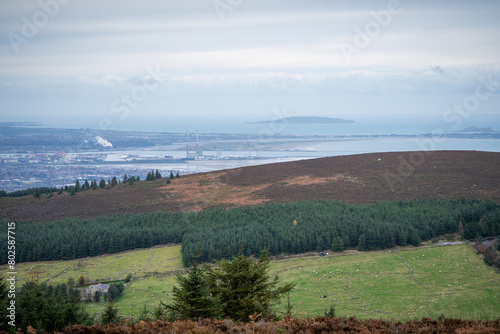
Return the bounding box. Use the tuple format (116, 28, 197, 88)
(94, 136, 113, 147)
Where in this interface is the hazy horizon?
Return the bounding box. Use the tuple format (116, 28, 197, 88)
(1, 113, 499, 137)
(1, 0, 499, 134)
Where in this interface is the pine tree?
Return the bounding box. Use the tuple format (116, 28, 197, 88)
(101, 303, 119, 324)
(164, 250, 219, 320)
(107, 283, 124, 302)
(83, 180, 90, 190)
(284, 292, 294, 317)
(99, 179, 106, 189)
(169, 171, 174, 179)
(111, 177, 118, 186)
(156, 170, 163, 179)
(410, 229, 421, 246)
(176, 171, 180, 178)
(138, 303, 151, 321)
(123, 174, 128, 183)
(324, 304, 336, 318)
(331, 236, 344, 252)
(18, 280, 45, 331)
(357, 234, 367, 251)
(206, 250, 294, 321)
(124, 274, 132, 283)
(62, 300, 89, 327)
(74, 180, 81, 192)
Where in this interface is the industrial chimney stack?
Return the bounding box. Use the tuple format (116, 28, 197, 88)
(186, 130, 189, 159)
(196, 130, 199, 155)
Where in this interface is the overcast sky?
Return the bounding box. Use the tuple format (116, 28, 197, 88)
(0, 0, 499, 131)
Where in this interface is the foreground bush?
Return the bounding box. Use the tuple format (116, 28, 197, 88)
(164, 250, 294, 322)
(61, 317, 500, 334)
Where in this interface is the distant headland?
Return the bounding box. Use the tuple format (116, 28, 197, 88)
(449, 127, 499, 133)
(246, 116, 355, 124)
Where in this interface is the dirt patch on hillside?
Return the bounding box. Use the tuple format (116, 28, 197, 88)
(283, 175, 340, 186)
(1, 151, 499, 222)
(159, 172, 270, 211)
(161, 173, 365, 210)
(282, 174, 363, 186)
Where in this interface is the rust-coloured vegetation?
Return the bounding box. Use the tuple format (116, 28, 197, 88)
(61, 317, 500, 334)
(1, 151, 499, 222)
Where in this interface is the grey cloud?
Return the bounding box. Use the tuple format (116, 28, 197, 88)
(1, 0, 499, 121)
(430, 66, 444, 74)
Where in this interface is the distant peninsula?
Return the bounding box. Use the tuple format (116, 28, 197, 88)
(246, 116, 355, 124)
(0, 121, 43, 127)
(448, 127, 498, 133)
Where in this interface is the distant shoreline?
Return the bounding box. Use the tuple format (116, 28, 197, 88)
(245, 116, 355, 124)
(446, 127, 499, 133)
(0, 121, 43, 127)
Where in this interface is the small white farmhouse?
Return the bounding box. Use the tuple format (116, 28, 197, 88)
(80, 283, 110, 301)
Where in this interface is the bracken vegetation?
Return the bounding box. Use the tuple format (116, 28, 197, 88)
(61, 317, 500, 334)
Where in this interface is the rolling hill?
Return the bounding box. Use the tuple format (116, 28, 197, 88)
(1, 150, 499, 222)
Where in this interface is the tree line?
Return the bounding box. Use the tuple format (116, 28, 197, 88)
(1, 199, 498, 266)
(0, 169, 175, 198)
(181, 198, 499, 265)
(0, 276, 127, 332)
(0, 277, 91, 332)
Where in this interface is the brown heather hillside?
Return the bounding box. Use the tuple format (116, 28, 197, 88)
(1, 150, 499, 222)
(61, 317, 500, 334)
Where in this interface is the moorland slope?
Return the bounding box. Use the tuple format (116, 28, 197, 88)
(1, 150, 499, 222)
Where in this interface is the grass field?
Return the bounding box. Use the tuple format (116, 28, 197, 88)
(1, 245, 182, 285)
(2, 244, 499, 321)
(273, 245, 499, 320)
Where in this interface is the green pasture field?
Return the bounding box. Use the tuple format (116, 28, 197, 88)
(272, 244, 499, 320)
(2, 244, 499, 321)
(1, 245, 182, 285)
